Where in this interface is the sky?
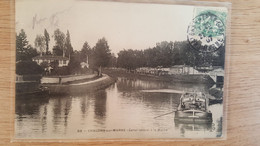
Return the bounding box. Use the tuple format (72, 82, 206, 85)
(16, 0, 195, 54)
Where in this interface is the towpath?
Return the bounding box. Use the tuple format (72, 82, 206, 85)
(70, 74, 109, 85)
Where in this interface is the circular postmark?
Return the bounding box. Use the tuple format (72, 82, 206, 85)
(187, 12, 225, 53)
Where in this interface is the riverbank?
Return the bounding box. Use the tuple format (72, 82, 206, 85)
(42, 74, 116, 95)
(41, 74, 96, 84)
(16, 81, 46, 97)
(103, 68, 215, 85)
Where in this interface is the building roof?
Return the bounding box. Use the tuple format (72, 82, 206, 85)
(32, 55, 69, 60)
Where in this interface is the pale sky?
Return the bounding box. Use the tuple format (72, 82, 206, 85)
(16, 0, 195, 54)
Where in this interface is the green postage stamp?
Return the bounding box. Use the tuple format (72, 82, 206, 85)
(187, 7, 228, 52)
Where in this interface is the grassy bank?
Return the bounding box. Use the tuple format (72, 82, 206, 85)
(63, 75, 100, 84)
(42, 75, 100, 85)
(103, 68, 215, 85)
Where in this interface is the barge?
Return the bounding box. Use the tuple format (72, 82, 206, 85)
(174, 92, 212, 124)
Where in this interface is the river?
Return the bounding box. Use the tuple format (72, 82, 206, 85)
(15, 77, 223, 139)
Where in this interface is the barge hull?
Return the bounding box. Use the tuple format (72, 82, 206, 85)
(174, 111, 212, 124)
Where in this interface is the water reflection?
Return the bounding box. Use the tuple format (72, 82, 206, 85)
(93, 90, 107, 128)
(80, 95, 89, 118)
(15, 77, 222, 139)
(175, 123, 212, 138)
(50, 96, 73, 134)
(15, 95, 49, 116)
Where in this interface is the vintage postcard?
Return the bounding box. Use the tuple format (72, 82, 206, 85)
(15, 0, 230, 140)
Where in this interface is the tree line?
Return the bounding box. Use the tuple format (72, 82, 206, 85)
(16, 28, 224, 76)
(16, 28, 73, 61)
(117, 41, 225, 71)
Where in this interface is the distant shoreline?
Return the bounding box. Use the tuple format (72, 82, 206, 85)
(103, 68, 215, 85)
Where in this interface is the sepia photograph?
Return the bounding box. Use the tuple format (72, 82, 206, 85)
(15, 0, 228, 139)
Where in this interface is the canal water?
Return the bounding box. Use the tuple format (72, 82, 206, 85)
(15, 77, 223, 139)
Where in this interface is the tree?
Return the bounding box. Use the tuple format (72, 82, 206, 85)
(53, 29, 65, 56)
(154, 41, 174, 67)
(68, 51, 81, 74)
(108, 53, 117, 68)
(117, 49, 145, 70)
(81, 42, 91, 61)
(80, 41, 95, 69)
(16, 29, 28, 52)
(34, 34, 46, 56)
(210, 45, 225, 67)
(16, 29, 38, 61)
(144, 48, 157, 67)
(16, 29, 29, 61)
(174, 41, 190, 65)
(65, 30, 73, 57)
(52, 45, 63, 56)
(93, 38, 111, 76)
(118, 49, 134, 70)
(44, 29, 50, 54)
(26, 45, 38, 60)
(40, 61, 49, 69)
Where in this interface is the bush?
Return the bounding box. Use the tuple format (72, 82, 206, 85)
(16, 61, 44, 75)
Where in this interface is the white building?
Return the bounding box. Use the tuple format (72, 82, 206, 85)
(32, 55, 70, 67)
(168, 65, 200, 75)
